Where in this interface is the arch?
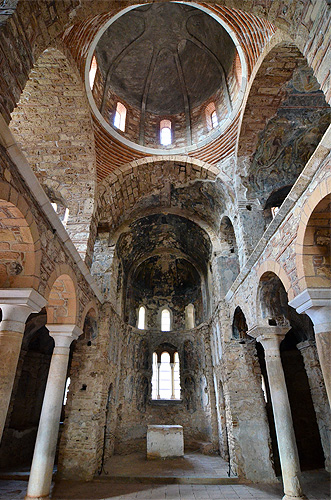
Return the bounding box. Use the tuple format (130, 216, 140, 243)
(256, 259, 293, 302)
(217, 215, 240, 296)
(45, 266, 77, 325)
(236, 34, 330, 162)
(256, 271, 290, 328)
(0, 183, 40, 289)
(79, 300, 99, 331)
(295, 180, 331, 292)
(232, 306, 248, 340)
(9, 46, 97, 261)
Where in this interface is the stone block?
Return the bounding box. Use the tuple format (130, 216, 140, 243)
(147, 425, 184, 459)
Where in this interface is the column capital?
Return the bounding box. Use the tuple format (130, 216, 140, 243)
(248, 325, 290, 355)
(0, 288, 47, 311)
(46, 324, 82, 349)
(289, 287, 331, 334)
(0, 288, 47, 332)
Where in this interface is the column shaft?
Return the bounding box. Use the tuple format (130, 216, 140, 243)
(25, 325, 81, 500)
(314, 331, 331, 405)
(170, 363, 175, 399)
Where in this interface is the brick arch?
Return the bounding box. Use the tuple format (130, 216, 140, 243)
(236, 38, 307, 161)
(79, 300, 99, 331)
(295, 177, 331, 292)
(256, 260, 293, 299)
(9, 46, 97, 261)
(45, 265, 78, 325)
(94, 156, 219, 226)
(0, 181, 40, 289)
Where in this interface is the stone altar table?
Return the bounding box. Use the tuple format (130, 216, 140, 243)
(147, 425, 184, 459)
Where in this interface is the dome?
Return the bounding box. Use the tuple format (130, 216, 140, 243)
(87, 2, 245, 154)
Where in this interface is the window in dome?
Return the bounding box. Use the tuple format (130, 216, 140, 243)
(89, 56, 98, 90)
(160, 120, 172, 146)
(161, 308, 171, 331)
(205, 102, 218, 130)
(137, 305, 146, 329)
(114, 102, 127, 132)
(211, 110, 218, 128)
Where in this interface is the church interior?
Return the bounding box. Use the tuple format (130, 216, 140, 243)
(0, 0, 330, 499)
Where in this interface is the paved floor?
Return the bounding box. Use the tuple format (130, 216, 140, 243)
(0, 453, 329, 500)
(102, 452, 231, 479)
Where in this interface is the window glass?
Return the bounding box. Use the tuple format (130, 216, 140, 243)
(160, 119, 172, 145)
(211, 110, 218, 128)
(137, 306, 146, 329)
(161, 309, 171, 331)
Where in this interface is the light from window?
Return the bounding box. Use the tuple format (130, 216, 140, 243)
(63, 377, 71, 405)
(185, 303, 195, 329)
(137, 306, 146, 329)
(211, 110, 218, 128)
(271, 206, 280, 218)
(89, 56, 97, 90)
(261, 375, 268, 402)
(113, 102, 127, 132)
(161, 308, 171, 331)
(151, 351, 180, 400)
(160, 119, 172, 146)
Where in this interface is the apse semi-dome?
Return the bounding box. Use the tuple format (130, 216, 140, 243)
(86, 2, 247, 155)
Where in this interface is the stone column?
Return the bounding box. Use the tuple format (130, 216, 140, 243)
(170, 362, 175, 399)
(25, 324, 81, 500)
(289, 288, 331, 405)
(249, 326, 305, 500)
(297, 340, 330, 471)
(0, 289, 46, 441)
(157, 362, 161, 399)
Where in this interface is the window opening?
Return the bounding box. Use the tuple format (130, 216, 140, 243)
(152, 351, 180, 400)
(161, 308, 171, 331)
(261, 375, 268, 402)
(89, 56, 97, 90)
(205, 102, 218, 130)
(113, 102, 127, 132)
(160, 119, 172, 146)
(63, 376, 71, 405)
(137, 306, 146, 329)
(271, 206, 280, 218)
(185, 303, 195, 329)
(211, 110, 218, 128)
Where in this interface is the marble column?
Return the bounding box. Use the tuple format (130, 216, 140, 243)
(297, 340, 330, 471)
(289, 288, 331, 406)
(249, 326, 305, 500)
(170, 362, 175, 399)
(25, 324, 81, 500)
(157, 362, 161, 399)
(0, 289, 46, 441)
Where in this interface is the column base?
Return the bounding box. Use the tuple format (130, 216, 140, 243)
(25, 497, 50, 500)
(282, 495, 308, 500)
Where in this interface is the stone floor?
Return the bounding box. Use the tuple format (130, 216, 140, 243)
(102, 452, 231, 480)
(0, 453, 329, 500)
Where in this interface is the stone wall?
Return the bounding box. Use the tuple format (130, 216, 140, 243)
(9, 47, 97, 261)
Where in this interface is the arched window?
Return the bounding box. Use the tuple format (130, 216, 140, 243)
(137, 306, 146, 330)
(160, 119, 172, 146)
(161, 308, 171, 331)
(151, 350, 180, 400)
(89, 55, 97, 90)
(185, 303, 195, 329)
(114, 102, 127, 132)
(205, 102, 218, 130)
(51, 202, 69, 227)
